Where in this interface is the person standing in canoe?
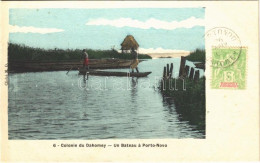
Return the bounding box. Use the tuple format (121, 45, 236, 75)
(130, 47, 139, 73)
(82, 49, 89, 70)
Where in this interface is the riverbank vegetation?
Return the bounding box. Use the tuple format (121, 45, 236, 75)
(8, 43, 152, 62)
(159, 48, 206, 134)
(186, 48, 205, 63)
(160, 78, 205, 133)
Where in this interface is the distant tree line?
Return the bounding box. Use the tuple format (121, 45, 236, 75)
(8, 43, 152, 62)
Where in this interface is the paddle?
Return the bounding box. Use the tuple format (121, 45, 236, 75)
(66, 66, 73, 75)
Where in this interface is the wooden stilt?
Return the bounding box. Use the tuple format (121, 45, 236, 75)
(184, 65, 190, 78)
(179, 56, 186, 78)
(167, 64, 169, 77)
(163, 66, 166, 79)
(169, 63, 173, 78)
(189, 67, 195, 80)
(194, 70, 200, 81)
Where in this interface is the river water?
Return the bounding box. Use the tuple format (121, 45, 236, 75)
(8, 58, 205, 139)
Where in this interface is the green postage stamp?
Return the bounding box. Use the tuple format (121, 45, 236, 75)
(211, 47, 247, 89)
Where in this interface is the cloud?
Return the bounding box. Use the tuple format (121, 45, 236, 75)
(9, 25, 64, 34)
(86, 17, 204, 30)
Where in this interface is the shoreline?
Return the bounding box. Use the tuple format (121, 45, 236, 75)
(8, 59, 144, 73)
(146, 52, 190, 59)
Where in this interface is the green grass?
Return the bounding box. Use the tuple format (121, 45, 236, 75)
(186, 48, 205, 63)
(160, 77, 205, 133)
(8, 43, 152, 62)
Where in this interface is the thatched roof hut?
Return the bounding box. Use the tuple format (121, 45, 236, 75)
(121, 35, 139, 51)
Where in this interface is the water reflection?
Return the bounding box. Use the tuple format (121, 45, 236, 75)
(163, 95, 205, 136)
(130, 77, 138, 102)
(162, 97, 175, 115)
(8, 58, 205, 139)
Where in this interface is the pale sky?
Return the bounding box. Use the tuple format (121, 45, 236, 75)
(9, 8, 205, 53)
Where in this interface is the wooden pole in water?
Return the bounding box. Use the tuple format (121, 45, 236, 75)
(194, 70, 200, 81)
(179, 56, 186, 78)
(167, 64, 169, 77)
(189, 67, 195, 80)
(169, 63, 173, 78)
(163, 66, 166, 79)
(184, 65, 190, 78)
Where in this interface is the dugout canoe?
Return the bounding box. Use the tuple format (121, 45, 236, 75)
(79, 69, 152, 77)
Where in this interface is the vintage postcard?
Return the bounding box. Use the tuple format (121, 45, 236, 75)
(0, 1, 259, 162)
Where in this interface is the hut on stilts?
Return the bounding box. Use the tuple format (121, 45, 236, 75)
(120, 35, 139, 53)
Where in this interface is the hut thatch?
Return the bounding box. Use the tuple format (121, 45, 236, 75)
(121, 35, 139, 53)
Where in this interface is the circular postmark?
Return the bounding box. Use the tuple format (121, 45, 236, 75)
(205, 27, 242, 68)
